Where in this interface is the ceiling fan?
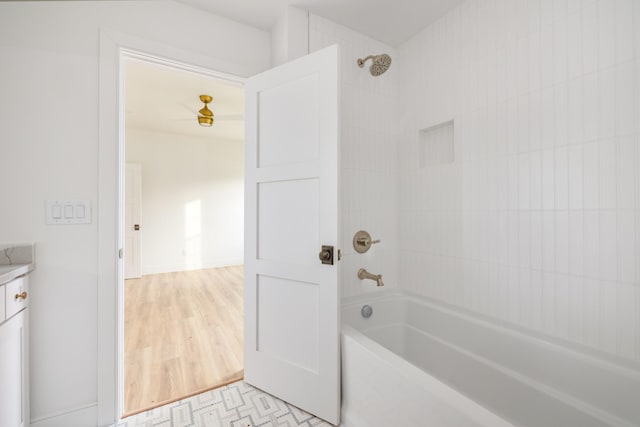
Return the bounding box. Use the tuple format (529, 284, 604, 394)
(197, 94, 214, 127)
(173, 94, 244, 127)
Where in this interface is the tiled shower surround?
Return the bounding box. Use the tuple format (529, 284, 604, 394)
(309, 15, 400, 298)
(309, 1, 640, 364)
(399, 0, 640, 362)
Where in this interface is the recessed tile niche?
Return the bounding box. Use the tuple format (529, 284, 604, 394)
(418, 120, 454, 168)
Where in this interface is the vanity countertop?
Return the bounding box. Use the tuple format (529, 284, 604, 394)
(0, 264, 34, 286)
(0, 243, 36, 285)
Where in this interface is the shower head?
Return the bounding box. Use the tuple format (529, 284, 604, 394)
(357, 53, 392, 76)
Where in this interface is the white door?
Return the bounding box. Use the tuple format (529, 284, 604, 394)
(124, 163, 142, 279)
(244, 45, 340, 424)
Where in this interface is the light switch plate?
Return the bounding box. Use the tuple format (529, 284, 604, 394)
(46, 200, 91, 225)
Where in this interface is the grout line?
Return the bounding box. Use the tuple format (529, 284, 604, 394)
(615, 134, 621, 357)
(597, 138, 604, 352)
(307, 10, 310, 55)
(580, 139, 586, 345)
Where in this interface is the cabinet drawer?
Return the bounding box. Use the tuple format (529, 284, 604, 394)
(5, 276, 28, 319)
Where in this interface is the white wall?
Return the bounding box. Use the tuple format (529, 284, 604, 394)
(309, 15, 400, 298)
(126, 129, 244, 275)
(0, 1, 269, 425)
(398, 0, 640, 363)
(271, 6, 310, 67)
(271, 12, 288, 67)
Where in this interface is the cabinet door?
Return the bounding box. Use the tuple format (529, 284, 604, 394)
(0, 309, 27, 427)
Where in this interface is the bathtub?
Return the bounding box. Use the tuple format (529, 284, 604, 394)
(340, 290, 640, 427)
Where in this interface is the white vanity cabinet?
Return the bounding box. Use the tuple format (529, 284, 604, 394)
(0, 275, 29, 427)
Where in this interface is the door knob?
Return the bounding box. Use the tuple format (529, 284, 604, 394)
(318, 245, 334, 265)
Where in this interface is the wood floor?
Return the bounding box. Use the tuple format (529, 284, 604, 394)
(124, 266, 244, 416)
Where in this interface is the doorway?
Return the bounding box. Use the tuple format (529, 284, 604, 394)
(120, 55, 245, 417)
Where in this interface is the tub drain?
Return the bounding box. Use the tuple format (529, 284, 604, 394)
(361, 304, 373, 318)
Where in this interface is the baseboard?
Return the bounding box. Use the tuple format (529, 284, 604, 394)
(141, 258, 243, 276)
(31, 403, 97, 427)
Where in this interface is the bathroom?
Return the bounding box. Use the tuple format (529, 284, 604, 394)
(0, 0, 639, 426)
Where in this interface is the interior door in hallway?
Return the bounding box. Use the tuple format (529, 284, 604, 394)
(244, 44, 341, 425)
(124, 163, 141, 279)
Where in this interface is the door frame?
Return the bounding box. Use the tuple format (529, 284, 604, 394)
(98, 29, 246, 425)
(124, 163, 142, 280)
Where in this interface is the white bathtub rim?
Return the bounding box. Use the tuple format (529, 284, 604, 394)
(341, 324, 514, 427)
(404, 322, 638, 427)
(343, 289, 640, 379)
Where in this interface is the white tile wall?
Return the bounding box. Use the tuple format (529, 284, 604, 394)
(398, 0, 640, 363)
(309, 15, 399, 299)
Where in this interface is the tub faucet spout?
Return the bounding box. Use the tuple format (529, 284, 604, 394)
(358, 268, 384, 287)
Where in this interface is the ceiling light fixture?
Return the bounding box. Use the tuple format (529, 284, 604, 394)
(198, 94, 214, 127)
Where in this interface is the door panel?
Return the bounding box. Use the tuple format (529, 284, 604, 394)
(257, 275, 319, 372)
(257, 179, 319, 265)
(257, 74, 319, 168)
(244, 44, 340, 425)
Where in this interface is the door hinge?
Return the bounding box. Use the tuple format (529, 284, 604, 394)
(118, 248, 123, 259)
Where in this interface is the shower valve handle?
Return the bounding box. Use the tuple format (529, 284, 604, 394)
(356, 237, 380, 246)
(353, 230, 380, 254)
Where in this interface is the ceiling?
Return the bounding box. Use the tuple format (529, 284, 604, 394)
(125, 59, 244, 141)
(125, 1, 462, 139)
(176, 0, 465, 46)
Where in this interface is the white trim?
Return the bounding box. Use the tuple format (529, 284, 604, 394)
(98, 28, 246, 426)
(30, 403, 97, 427)
(124, 52, 245, 88)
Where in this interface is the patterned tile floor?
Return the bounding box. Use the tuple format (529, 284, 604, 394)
(114, 381, 332, 427)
